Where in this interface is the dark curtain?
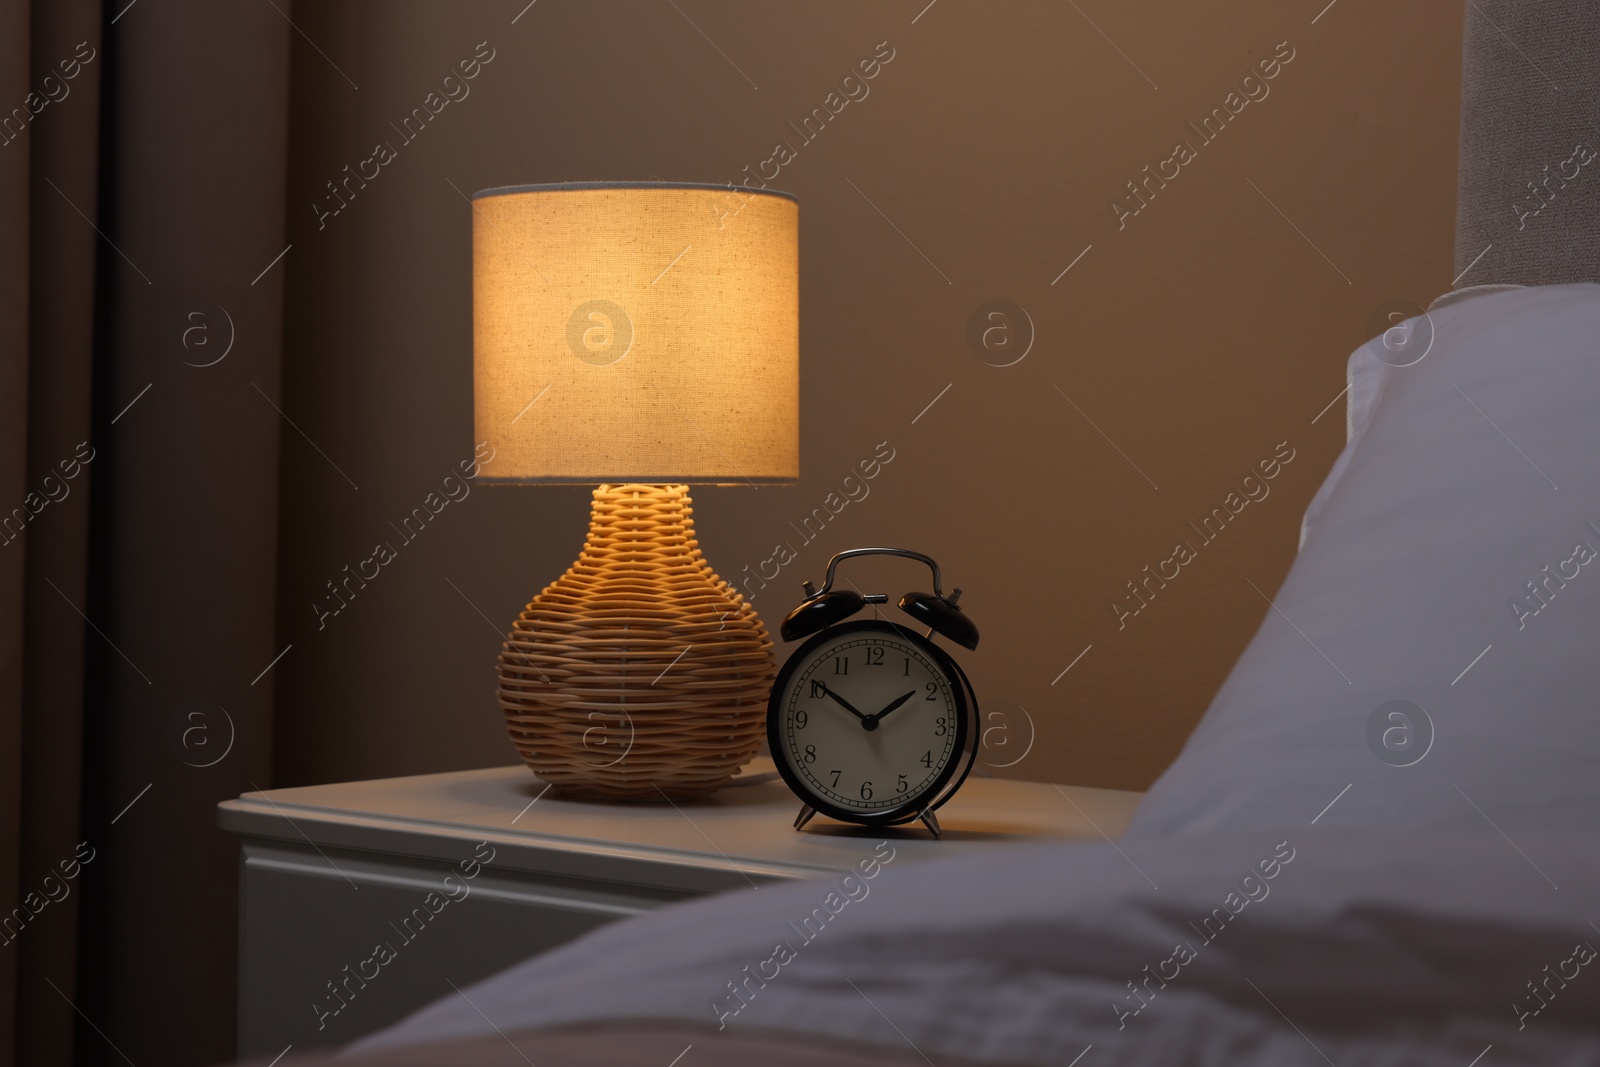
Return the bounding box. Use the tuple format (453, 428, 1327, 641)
(1, 2, 292, 1064)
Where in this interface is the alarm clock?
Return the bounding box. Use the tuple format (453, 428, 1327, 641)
(767, 547, 980, 838)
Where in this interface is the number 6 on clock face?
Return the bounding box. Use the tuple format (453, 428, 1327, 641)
(767, 620, 971, 826)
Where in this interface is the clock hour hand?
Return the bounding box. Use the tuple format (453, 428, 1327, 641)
(870, 690, 918, 724)
(820, 685, 869, 723)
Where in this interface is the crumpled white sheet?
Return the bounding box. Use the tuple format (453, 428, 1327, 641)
(352, 828, 1600, 1066)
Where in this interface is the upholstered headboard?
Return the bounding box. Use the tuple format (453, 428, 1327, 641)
(1455, 2, 1600, 285)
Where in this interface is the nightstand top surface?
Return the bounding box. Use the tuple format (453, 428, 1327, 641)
(219, 761, 1143, 891)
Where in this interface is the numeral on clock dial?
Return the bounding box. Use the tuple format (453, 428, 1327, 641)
(776, 628, 964, 818)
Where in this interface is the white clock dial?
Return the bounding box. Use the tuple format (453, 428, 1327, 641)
(779, 630, 960, 813)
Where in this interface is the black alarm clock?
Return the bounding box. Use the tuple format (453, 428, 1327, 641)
(767, 548, 980, 838)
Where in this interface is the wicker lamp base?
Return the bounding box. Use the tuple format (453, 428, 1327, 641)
(497, 484, 776, 800)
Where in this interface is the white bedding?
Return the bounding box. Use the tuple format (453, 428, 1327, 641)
(352, 284, 1600, 1065)
(354, 828, 1600, 1065)
(1133, 284, 1600, 838)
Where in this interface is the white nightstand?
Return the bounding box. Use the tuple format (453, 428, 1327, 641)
(217, 760, 1143, 1059)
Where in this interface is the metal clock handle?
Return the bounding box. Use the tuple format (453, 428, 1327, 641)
(809, 547, 946, 600)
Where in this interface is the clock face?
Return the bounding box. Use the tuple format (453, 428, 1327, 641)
(768, 621, 968, 823)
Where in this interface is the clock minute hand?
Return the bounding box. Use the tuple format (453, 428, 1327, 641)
(870, 690, 918, 724)
(821, 685, 869, 722)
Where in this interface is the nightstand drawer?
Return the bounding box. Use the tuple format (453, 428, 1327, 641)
(237, 837, 685, 1055)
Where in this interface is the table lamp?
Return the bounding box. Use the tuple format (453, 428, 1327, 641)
(471, 181, 799, 801)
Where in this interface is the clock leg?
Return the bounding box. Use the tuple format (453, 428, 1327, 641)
(917, 807, 942, 839)
(793, 804, 817, 831)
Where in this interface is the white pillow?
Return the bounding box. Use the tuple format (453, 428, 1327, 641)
(1298, 284, 1528, 549)
(1131, 283, 1600, 836)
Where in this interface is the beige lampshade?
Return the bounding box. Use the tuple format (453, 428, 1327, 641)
(471, 182, 799, 484)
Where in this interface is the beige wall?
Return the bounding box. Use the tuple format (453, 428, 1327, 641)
(274, 1, 1462, 791)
